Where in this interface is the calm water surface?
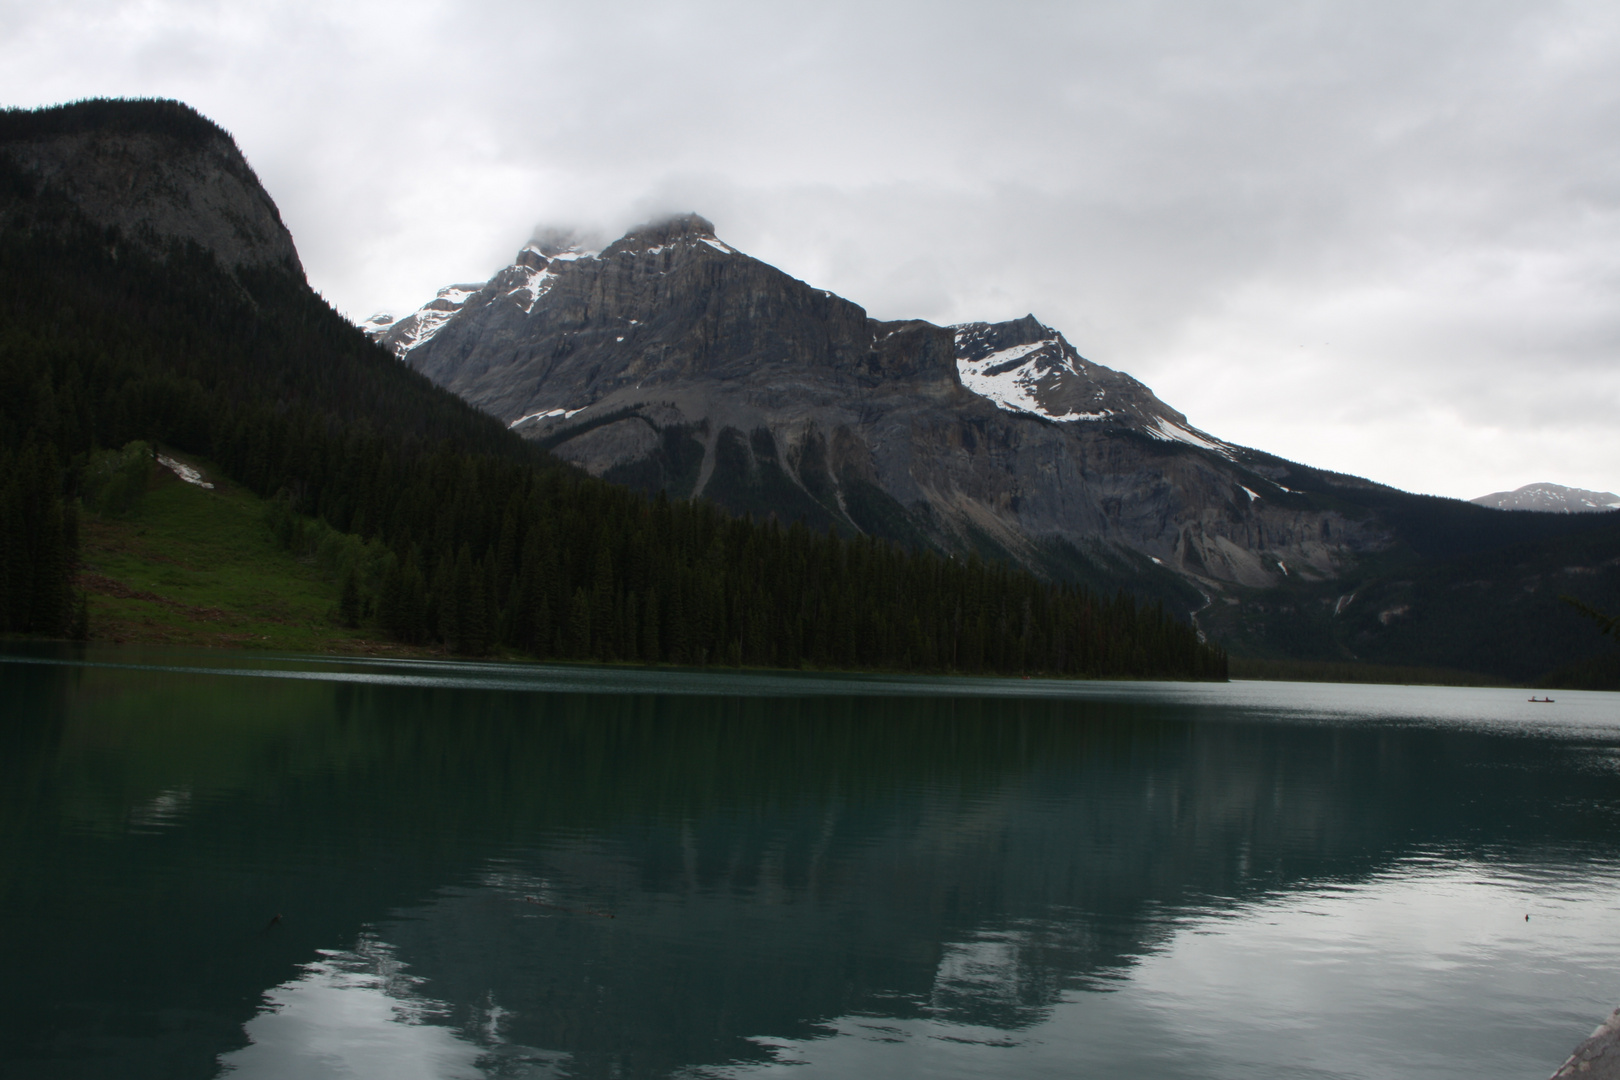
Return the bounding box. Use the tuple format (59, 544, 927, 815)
(2, 645, 1619, 1079)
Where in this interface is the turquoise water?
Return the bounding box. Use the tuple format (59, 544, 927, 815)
(2, 645, 1619, 1079)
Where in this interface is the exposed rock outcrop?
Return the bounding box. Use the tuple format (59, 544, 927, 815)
(0, 98, 303, 277)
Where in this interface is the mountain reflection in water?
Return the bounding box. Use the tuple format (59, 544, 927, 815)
(1, 648, 1619, 1080)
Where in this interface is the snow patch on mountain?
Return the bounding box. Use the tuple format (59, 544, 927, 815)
(501, 265, 558, 314)
(1147, 417, 1233, 457)
(509, 406, 585, 429)
(363, 283, 481, 355)
(363, 230, 606, 356)
(950, 321, 1235, 460)
(952, 327, 1112, 423)
(157, 454, 213, 490)
(524, 241, 595, 263)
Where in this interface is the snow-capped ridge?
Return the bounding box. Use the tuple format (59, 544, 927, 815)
(364, 216, 1235, 466)
(953, 323, 1114, 423)
(365, 282, 484, 356)
(603, 213, 737, 258)
(363, 216, 744, 356)
(1471, 482, 1620, 513)
(509, 406, 584, 429)
(950, 316, 1235, 459)
(521, 226, 601, 264)
(367, 232, 602, 357)
(1147, 417, 1234, 457)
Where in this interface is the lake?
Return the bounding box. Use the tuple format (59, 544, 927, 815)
(2, 645, 1618, 1079)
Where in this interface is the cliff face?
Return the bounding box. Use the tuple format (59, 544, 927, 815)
(371, 213, 1388, 595)
(0, 99, 303, 277)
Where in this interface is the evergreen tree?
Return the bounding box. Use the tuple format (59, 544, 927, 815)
(338, 566, 361, 629)
(642, 587, 661, 662)
(591, 544, 615, 660)
(568, 586, 591, 658)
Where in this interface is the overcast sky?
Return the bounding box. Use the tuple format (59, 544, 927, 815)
(5, 0, 1618, 500)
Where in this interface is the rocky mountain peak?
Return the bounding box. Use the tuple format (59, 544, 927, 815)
(626, 212, 715, 243)
(364, 211, 1384, 592)
(949, 316, 1223, 455)
(961, 313, 1049, 353)
(0, 98, 304, 277)
(604, 213, 733, 256)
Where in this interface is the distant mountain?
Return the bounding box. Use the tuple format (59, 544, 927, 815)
(1471, 482, 1620, 514)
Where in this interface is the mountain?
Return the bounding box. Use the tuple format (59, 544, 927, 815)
(0, 97, 302, 276)
(0, 98, 1220, 679)
(367, 217, 1616, 596)
(368, 214, 1393, 603)
(368, 214, 1620, 682)
(1471, 482, 1620, 513)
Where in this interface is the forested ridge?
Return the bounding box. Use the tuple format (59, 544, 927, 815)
(0, 99, 1224, 679)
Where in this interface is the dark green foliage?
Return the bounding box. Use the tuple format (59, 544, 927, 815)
(1338, 488, 1611, 562)
(1200, 515, 1620, 684)
(1221, 444, 1616, 563)
(0, 444, 79, 636)
(1546, 597, 1620, 690)
(338, 567, 361, 629)
(1538, 650, 1620, 691)
(1032, 537, 1206, 621)
(1562, 596, 1619, 640)
(82, 442, 155, 518)
(0, 98, 227, 149)
(0, 104, 1224, 678)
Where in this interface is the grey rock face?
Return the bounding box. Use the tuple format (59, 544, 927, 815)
(372, 214, 1390, 591)
(1550, 1006, 1620, 1079)
(0, 102, 303, 277)
(1471, 482, 1620, 514)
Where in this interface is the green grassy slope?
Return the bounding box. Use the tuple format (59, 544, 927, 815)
(77, 451, 408, 655)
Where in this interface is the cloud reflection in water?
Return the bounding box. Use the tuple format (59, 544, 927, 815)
(219, 936, 565, 1080)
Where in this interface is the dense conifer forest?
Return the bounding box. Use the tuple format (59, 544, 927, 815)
(0, 99, 1225, 678)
